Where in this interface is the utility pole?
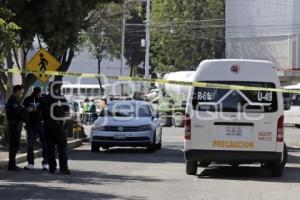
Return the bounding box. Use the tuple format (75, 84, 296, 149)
(120, 2, 126, 95)
(144, 0, 151, 92)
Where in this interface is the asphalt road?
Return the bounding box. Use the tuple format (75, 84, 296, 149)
(0, 127, 300, 200)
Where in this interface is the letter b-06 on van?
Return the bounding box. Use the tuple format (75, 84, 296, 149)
(184, 59, 288, 177)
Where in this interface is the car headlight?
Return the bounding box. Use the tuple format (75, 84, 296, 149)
(92, 125, 105, 131)
(136, 124, 152, 131)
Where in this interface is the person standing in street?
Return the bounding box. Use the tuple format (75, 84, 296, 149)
(23, 87, 48, 171)
(88, 99, 96, 113)
(40, 82, 71, 175)
(5, 85, 25, 171)
(83, 98, 89, 113)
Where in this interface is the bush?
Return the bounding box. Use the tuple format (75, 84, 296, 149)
(0, 112, 5, 139)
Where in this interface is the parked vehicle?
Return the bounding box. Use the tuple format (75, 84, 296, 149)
(154, 71, 195, 127)
(90, 100, 162, 152)
(184, 59, 288, 177)
(283, 84, 300, 128)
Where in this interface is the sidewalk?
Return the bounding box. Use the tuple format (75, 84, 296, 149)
(0, 139, 83, 169)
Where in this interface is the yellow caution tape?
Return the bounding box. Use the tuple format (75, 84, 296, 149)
(1, 68, 300, 94)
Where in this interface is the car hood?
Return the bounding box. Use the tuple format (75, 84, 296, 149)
(94, 117, 153, 126)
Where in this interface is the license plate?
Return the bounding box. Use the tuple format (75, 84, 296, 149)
(213, 126, 253, 138)
(114, 134, 126, 140)
(226, 126, 243, 136)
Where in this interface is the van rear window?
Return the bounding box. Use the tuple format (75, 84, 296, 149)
(192, 81, 278, 113)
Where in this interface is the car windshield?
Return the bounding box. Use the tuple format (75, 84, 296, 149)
(192, 81, 278, 113)
(99, 103, 152, 117)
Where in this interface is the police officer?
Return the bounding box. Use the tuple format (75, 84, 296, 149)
(40, 81, 71, 174)
(6, 85, 25, 171)
(23, 87, 48, 171)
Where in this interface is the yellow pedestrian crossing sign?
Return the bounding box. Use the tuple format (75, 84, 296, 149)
(26, 48, 61, 82)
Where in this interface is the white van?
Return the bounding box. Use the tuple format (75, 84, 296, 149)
(184, 59, 288, 177)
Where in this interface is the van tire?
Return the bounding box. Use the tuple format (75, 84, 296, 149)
(295, 124, 300, 128)
(282, 143, 288, 167)
(271, 163, 283, 177)
(186, 161, 198, 175)
(198, 161, 211, 168)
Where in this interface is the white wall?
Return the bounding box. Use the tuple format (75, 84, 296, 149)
(226, 0, 300, 69)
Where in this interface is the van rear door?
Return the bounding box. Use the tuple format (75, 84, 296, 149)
(190, 81, 279, 152)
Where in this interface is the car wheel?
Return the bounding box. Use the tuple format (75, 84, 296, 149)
(147, 145, 156, 153)
(295, 124, 300, 128)
(186, 161, 198, 175)
(91, 143, 99, 153)
(155, 138, 162, 150)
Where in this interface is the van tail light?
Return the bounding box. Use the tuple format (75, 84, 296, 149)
(184, 113, 191, 140)
(277, 115, 284, 142)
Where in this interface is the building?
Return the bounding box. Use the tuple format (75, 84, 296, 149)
(226, 0, 300, 84)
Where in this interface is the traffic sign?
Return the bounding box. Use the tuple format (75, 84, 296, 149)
(26, 48, 61, 82)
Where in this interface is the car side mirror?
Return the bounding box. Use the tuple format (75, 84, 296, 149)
(152, 113, 159, 120)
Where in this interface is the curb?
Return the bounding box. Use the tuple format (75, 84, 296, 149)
(0, 139, 83, 169)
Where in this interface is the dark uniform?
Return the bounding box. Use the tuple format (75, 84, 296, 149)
(23, 94, 48, 167)
(40, 85, 70, 174)
(5, 95, 25, 169)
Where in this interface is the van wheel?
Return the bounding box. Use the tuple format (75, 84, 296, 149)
(295, 124, 300, 128)
(199, 161, 211, 168)
(271, 163, 283, 177)
(282, 143, 288, 167)
(186, 161, 198, 175)
(172, 112, 184, 127)
(91, 144, 99, 153)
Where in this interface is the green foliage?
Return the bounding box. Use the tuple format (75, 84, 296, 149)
(6, 0, 98, 56)
(1, 0, 99, 91)
(87, 2, 122, 62)
(87, 2, 144, 76)
(0, 5, 20, 63)
(124, 5, 146, 76)
(151, 0, 225, 72)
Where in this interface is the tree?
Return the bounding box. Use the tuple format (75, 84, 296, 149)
(87, 1, 141, 91)
(124, 5, 146, 77)
(0, 5, 20, 99)
(151, 0, 225, 72)
(87, 2, 123, 92)
(0, 0, 99, 98)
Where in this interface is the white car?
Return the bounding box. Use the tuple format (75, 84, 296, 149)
(185, 59, 288, 177)
(90, 100, 162, 152)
